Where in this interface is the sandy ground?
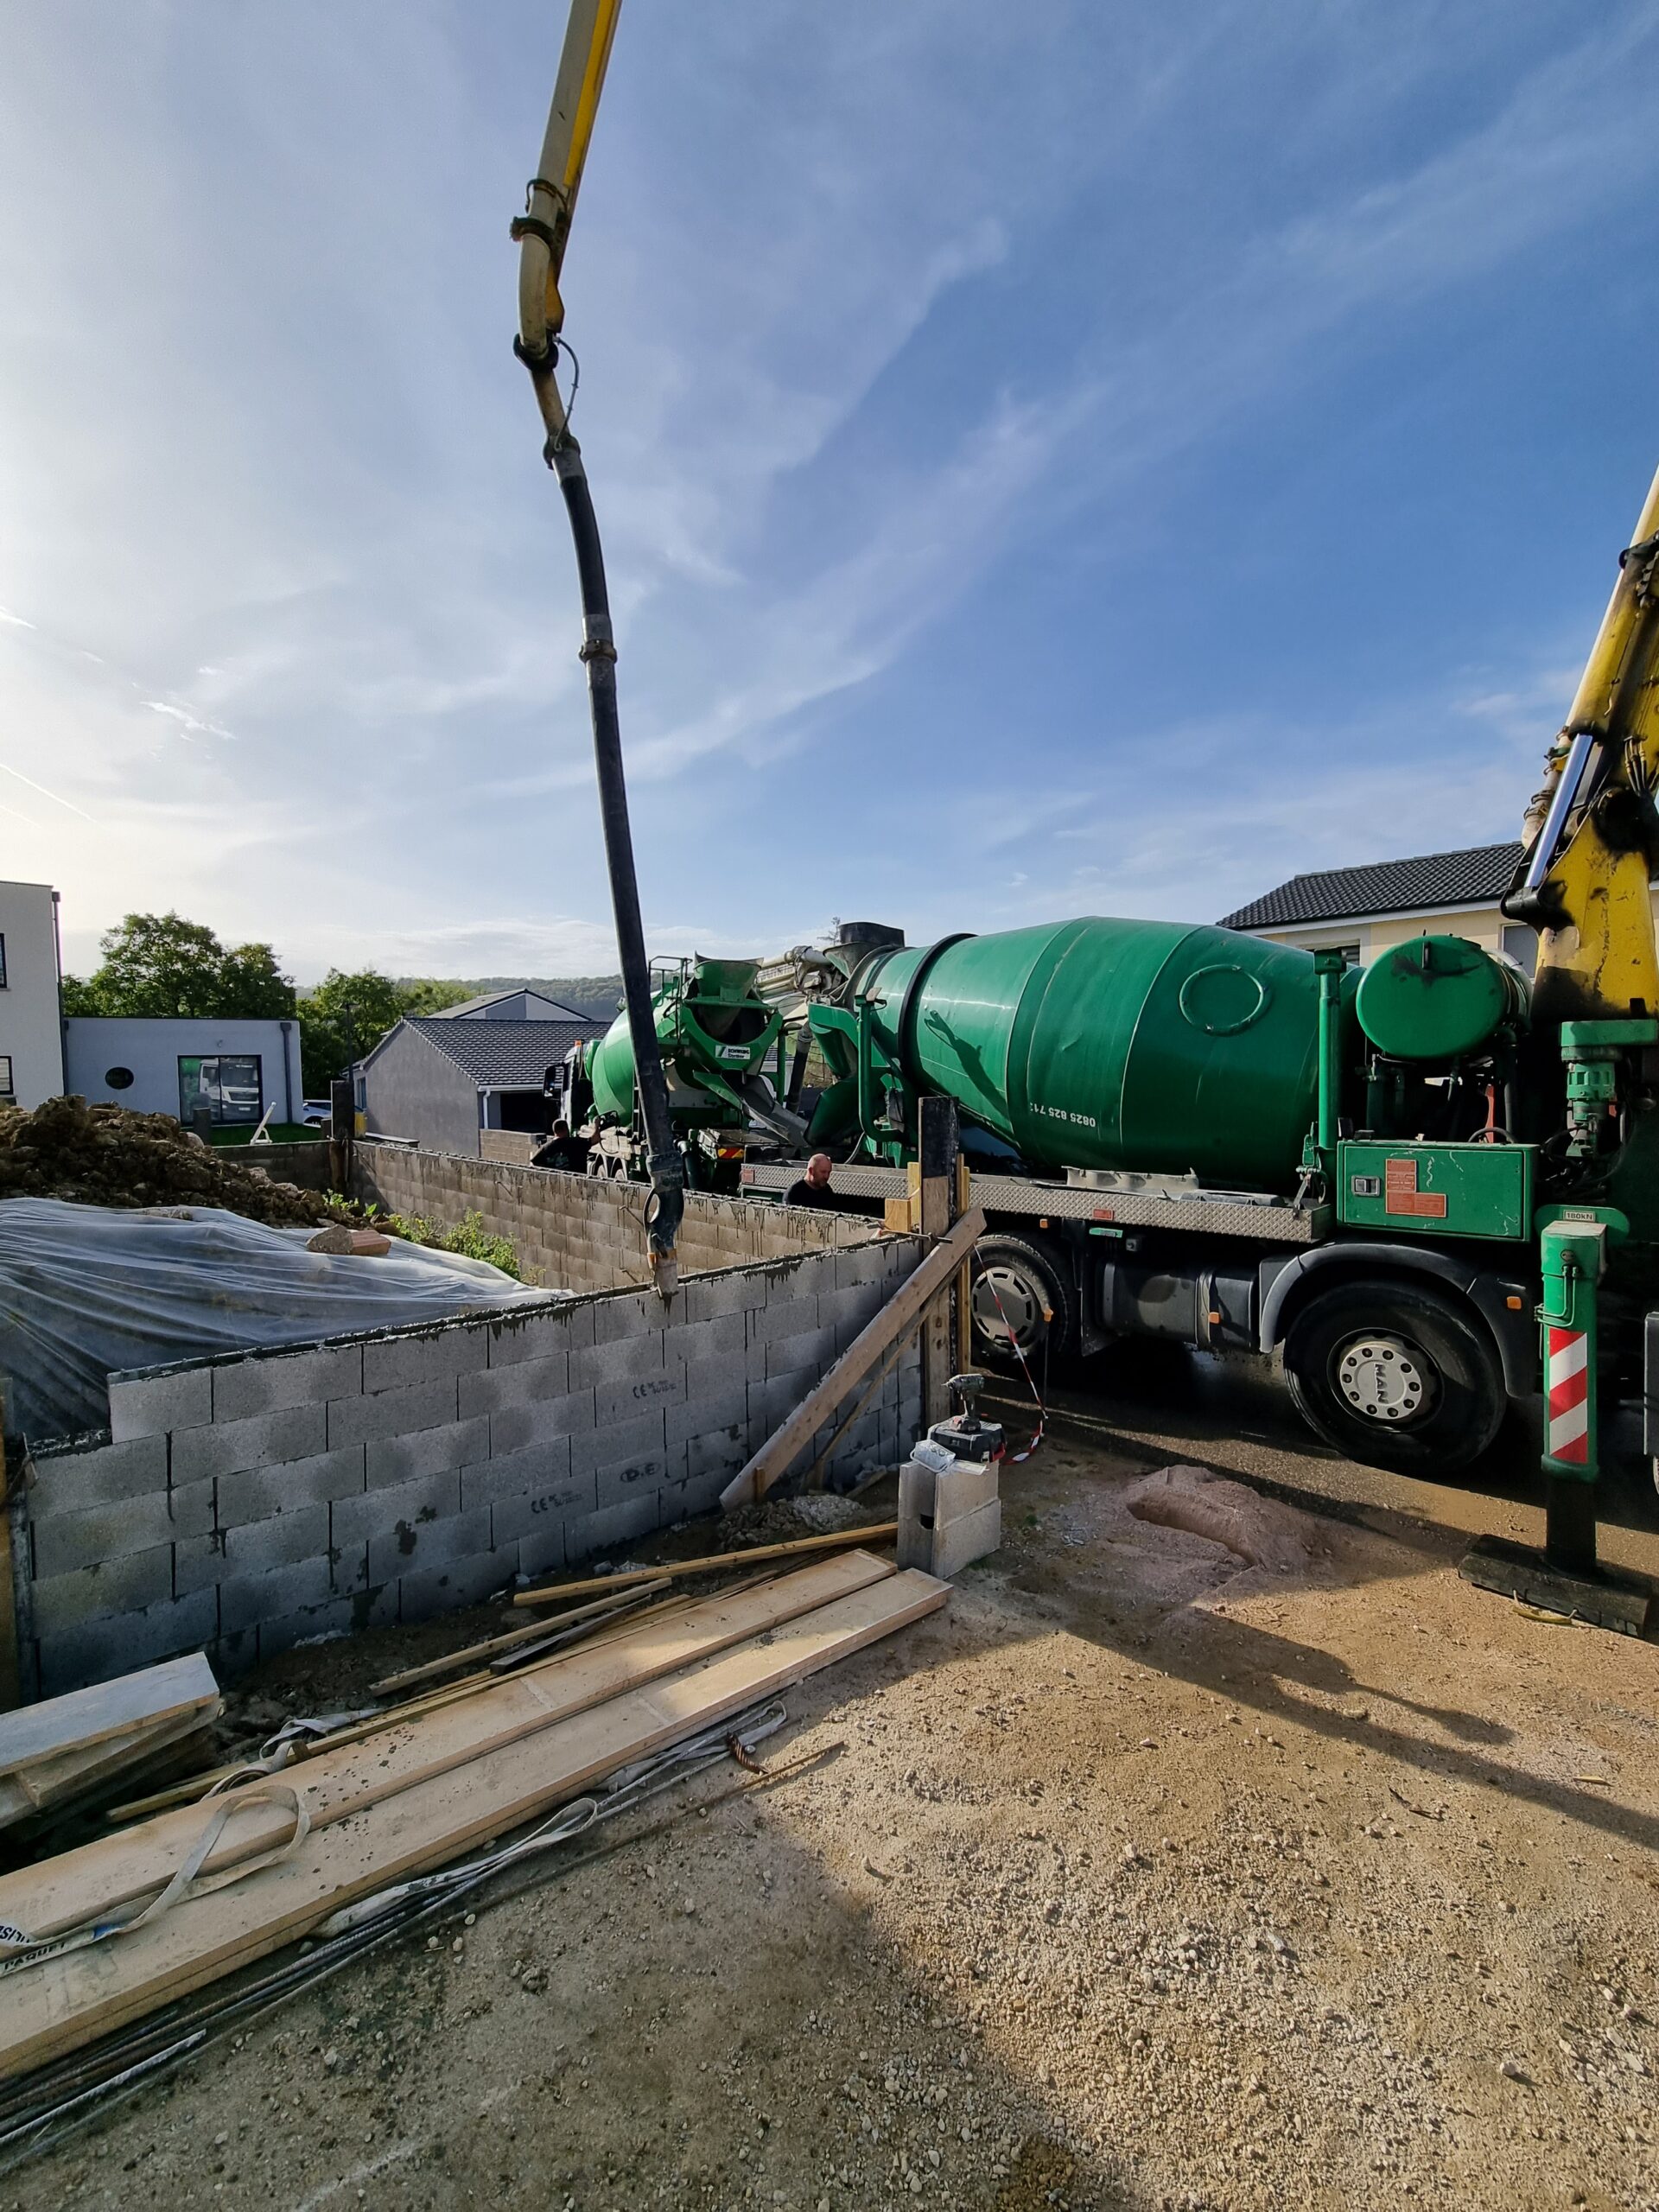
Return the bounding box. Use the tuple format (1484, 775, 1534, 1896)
(10, 1354, 1659, 2212)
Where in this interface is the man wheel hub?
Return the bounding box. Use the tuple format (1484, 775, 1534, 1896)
(1336, 1335, 1429, 1424)
(973, 1266, 1046, 1352)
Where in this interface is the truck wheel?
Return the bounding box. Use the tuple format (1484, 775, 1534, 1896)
(970, 1235, 1077, 1364)
(1282, 1277, 1504, 1478)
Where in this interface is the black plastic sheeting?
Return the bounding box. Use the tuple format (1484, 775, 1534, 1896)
(0, 1198, 550, 1444)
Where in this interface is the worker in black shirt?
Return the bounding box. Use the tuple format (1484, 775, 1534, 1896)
(534, 1119, 591, 1173)
(785, 1152, 846, 1209)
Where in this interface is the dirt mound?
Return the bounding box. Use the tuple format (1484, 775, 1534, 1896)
(0, 1096, 339, 1229)
(1123, 1461, 1322, 1577)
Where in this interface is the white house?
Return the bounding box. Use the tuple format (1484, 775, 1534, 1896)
(64, 1016, 304, 1127)
(0, 879, 67, 1109)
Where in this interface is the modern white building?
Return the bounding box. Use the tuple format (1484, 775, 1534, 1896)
(0, 879, 67, 1109)
(64, 1016, 304, 1127)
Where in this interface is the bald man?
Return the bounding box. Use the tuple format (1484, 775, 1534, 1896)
(785, 1153, 846, 1210)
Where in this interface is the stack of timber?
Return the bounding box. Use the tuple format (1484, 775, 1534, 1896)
(0, 1548, 945, 2079)
(0, 1655, 220, 1838)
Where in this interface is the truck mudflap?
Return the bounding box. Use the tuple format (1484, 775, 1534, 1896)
(1258, 1241, 1537, 1402)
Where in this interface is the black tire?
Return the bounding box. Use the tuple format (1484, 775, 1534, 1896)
(1282, 1276, 1504, 1479)
(969, 1234, 1078, 1365)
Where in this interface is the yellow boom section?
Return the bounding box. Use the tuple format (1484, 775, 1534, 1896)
(515, 0, 622, 366)
(1513, 462, 1659, 1021)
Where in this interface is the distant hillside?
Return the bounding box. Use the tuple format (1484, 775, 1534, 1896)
(395, 975, 625, 1022)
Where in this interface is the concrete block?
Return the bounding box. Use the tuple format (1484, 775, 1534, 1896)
(30, 1545, 175, 1635)
(747, 1366, 817, 1436)
(594, 1442, 684, 1514)
(588, 1287, 663, 1345)
(211, 1342, 364, 1424)
(26, 1434, 167, 1519)
(362, 1326, 489, 1395)
(658, 1311, 747, 1367)
(834, 1240, 911, 1292)
(461, 1437, 575, 1511)
(592, 1366, 687, 1427)
(175, 1502, 331, 1594)
(487, 1392, 596, 1457)
(218, 1446, 365, 1529)
(489, 1469, 596, 1547)
(765, 1323, 839, 1381)
(815, 1282, 887, 1340)
(365, 1416, 490, 1491)
(367, 1504, 490, 1587)
(257, 1597, 359, 1662)
(679, 1268, 772, 1325)
(31, 1481, 210, 1581)
(36, 1588, 219, 1699)
(460, 1351, 571, 1419)
(326, 1376, 458, 1450)
(397, 1543, 519, 1623)
(331, 1540, 370, 1594)
(518, 1523, 566, 1580)
(570, 1408, 664, 1478)
(569, 1332, 664, 1392)
(107, 1364, 212, 1442)
(683, 1423, 746, 1482)
(657, 1467, 728, 1529)
(174, 1402, 327, 1484)
(332, 1467, 461, 1551)
(747, 1294, 821, 1350)
(485, 1301, 594, 1366)
(930, 1498, 1001, 1579)
(563, 1493, 658, 1564)
(219, 1555, 336, 1637)
(667, 1384, 747, 1452)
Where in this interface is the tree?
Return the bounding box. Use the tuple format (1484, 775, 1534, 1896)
(400, 978, 473, 1015)
(67, 912, 295, 1020)
(295, 969, 419, 1096)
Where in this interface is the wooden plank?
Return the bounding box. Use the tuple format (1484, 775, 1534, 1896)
(0, 1655, 219, 1777)
(719, 1206, 986, 1510)
(512, 1524, 896, 1607)
(918, 1096, 960, 1427)
(0, 1550, 896, 1948)
(0, 1566, 948, 2079)
(371, 1581, 672, 1696)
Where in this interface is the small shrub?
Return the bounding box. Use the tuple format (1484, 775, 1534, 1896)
(352, 1202, 523, 1280)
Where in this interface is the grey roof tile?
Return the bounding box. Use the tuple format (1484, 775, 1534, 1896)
(404, 1017, 607, 1088)
(1218, 842, 1524, 931)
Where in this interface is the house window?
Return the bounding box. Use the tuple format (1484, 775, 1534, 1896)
(0, 933, 7, 988)
(0, 1055, 12, 1101)
(105, 1065, 135, 1090)
(178, 1053, 263, 1126)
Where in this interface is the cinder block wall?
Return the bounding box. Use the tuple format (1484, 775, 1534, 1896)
(13, 1236, 922, 1698)
(353, 1141, 877, 1294)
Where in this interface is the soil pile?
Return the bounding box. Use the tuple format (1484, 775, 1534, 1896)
(0, 1096, 338, 1229)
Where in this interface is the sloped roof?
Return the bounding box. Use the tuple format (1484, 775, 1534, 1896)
(400, 1016, 607, 1087)
(425, 988, 589, 1021)
(1218, 842, 1524, 931)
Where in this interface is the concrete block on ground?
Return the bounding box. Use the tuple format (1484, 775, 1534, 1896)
(517, 1523, 565, 1580)
(396, 1542, 518, 1624)
(219, 1555, 337, 1637)
(326, 1376, 460, 1450)
(175, 1501, 331, 1594)
(362, 1326, 489, 1395)
(218, 1445, 365, 1529)
(460, 1351, 571, 1420)
(563, 1493, 658, 1563)
(487, 1392, 596, 1458)
(367, 1503, 491, 1587)
(32, 1482, 211, 1581)
(174, 1402, 327, 1484)
(107, 1364, 213, 1442)
(489, 1468, 595, 1547)
(30, 1544, 175, 1636)
(331, 1466, 461, 1551)
(35, 1586, 219, 1699)
(212, 1342, 364, 1424)
(929, 1498, 1001, 1579)
(26, 1433, 167, 1519)
(365, 1415, 490, 1492)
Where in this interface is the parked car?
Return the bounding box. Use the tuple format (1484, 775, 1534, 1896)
(301, 1098, 334, 1128)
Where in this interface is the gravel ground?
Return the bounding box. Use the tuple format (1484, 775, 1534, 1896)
(10, 1372, 1659, 2212)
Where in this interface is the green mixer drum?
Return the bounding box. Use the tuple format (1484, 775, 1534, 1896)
(862, 918, 1342, 1190)
(588, 1009, 635, 1122)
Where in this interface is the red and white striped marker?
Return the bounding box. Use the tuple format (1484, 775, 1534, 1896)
(1546, 1325, 1590, 1465)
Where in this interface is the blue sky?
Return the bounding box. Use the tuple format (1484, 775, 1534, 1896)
(3, 3, 1658, 983)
